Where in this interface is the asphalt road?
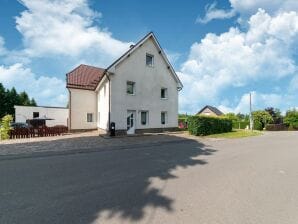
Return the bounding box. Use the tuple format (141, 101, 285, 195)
(1, 132, 298, 224)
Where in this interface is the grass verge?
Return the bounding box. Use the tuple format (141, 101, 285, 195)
(207, 129, 262, 139)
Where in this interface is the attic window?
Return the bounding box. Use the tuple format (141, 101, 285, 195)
(146, 54, 154, 67)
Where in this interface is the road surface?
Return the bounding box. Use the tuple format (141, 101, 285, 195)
(1, 132, 298, 224)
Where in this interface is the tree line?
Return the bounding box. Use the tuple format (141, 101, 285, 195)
(0, 83, 37, 119)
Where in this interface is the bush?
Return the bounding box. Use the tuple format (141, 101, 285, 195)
(253, 120, 263, 131)
(188, 115, 232, 136)
(266, 124, 288, 131)
(284, 109, 298, 130)
(232, 121, 250, 129)
(0, 114, 13, 140)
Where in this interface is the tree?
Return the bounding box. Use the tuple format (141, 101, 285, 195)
(0, 83, 6, 118)
(0, 83, 38, 118)
(265, 107, 282, 124)
(252, 110, 273, 130)
(284, 109, 298, 129)
(224, 113, 239, 121)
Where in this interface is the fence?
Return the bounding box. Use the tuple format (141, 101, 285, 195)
(9, 126, 68, 139)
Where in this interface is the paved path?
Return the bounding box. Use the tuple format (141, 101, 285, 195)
(1, 132, 298, 224)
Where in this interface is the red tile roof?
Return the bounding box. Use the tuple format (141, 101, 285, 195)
(66, 64, 105, 90)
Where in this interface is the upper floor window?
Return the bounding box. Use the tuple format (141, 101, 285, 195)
(161, 88, 168, 99)
(126, 81, 135, 95)
(33, 112, 39, 118)
(146, 54, 154, 67)
(87, 113, 93, 122)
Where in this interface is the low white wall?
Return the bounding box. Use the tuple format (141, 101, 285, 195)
(14, 105, 68, 127)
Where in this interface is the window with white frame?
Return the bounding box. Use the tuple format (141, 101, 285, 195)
(141, 111, 148, 125)
(161, 112, 167, 125)
(126, 81, 135, 95)
(87, 113, 93, 122)
(146, 54, 154, 67)
(161, 88, 168, 99)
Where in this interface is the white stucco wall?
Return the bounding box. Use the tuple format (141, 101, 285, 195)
(109, 37, 179, 131)
(97, 77, 110, 131)
(69, 88, 97, 130)
(14, 105, 68, 127)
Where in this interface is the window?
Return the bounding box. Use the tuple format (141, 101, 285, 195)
(33, 112, 39, 118)
(161, 112, 167, 125)
(146, 54, 154, 67)
(161, 88, 168, 99)
(87, 113, 93, 122)
(127, 81, 135, 95)
(141, 111, 148, 125)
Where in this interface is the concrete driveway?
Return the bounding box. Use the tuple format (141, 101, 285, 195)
(1, 131, 298, 224)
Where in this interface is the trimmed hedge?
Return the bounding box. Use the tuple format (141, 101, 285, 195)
(188, 115, 232, 136)
(232, 121, 250, 129)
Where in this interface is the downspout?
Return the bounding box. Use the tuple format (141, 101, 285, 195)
(105, 71, 111, 133)
(67, 88, 71, 131)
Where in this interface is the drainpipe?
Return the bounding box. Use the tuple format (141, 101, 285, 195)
(105, 71, 111, 134)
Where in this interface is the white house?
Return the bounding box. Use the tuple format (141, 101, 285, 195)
(14, 105, 68, 127)
(66, 32, 183, 135)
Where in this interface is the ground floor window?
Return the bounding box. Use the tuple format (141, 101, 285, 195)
(87, 113, 93, 122)
(161, 112, 167, 125)
(141, 111, 148, 125)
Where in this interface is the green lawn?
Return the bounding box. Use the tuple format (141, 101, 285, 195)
(207, 129, 262, 139)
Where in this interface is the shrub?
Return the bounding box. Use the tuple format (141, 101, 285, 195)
(284, 109, 298, 130)
(253, 120, 263, 131)
(232, 121, 250, 129)
(0, 114, 13, 140)
(188, 115, 232, 136)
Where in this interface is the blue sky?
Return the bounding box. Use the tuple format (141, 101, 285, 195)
(0, 0, 297, 114)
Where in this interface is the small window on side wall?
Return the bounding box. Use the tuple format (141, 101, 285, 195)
(161, 112, 167, 125)
(146, 54, 154, 67)
(87, 113, 93, 122)
(127, 81, 135, 95)
(33, 112, 39, 118)
(161, 88, 168, 99)
(141, 111, 148, 125)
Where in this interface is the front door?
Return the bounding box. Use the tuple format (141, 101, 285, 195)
(127, 110, 136, 135)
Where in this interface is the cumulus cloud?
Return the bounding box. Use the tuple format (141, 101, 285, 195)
(0, 63, 67, 106)
(198, 0, 298, 24)
(180, 9, 298, 113)
(16, 0, 132, 64)
(0, 0, 135, 106)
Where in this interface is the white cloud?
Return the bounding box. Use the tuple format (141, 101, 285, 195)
(197, 2, 236, 24)
(0, 0, 135, 107)
(198, 0, 298, 24)
(179, 9, 298, 113)
(0, 63, 67, 106)
(230, 0, 298, 16)
(16, 0, 132, 65)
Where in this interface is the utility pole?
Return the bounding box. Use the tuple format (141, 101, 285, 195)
(249, 92, 253, 131)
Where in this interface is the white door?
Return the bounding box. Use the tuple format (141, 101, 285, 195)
(127, 110, 136, 135)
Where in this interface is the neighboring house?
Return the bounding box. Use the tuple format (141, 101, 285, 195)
(66, 32, 183, 135)
(14, 105, 68, 127)
(197, 105, 224, 117)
